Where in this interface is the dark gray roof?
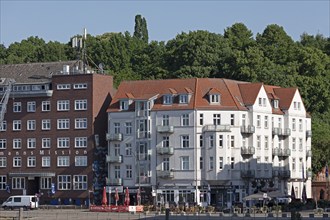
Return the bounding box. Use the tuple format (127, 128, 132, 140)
(0, 61, 81, 84)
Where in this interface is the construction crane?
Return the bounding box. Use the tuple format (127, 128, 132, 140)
(0, 78, 15, 127)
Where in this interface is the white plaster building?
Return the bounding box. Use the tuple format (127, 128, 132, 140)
(106, 78, 312, 208)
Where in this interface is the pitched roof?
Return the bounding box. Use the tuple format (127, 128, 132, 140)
(273, 87, 297, 110)
(238, 83, 263, 106)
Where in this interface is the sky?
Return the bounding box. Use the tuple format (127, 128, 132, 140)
(0, 0, 329, 47)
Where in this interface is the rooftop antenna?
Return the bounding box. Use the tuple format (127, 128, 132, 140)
(71, 28, 87, 73)
(83, 28, 87, 74)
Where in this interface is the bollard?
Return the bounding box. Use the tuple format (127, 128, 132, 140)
(19, 207, 23, 220)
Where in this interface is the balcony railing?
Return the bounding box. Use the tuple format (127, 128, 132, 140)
(106, 178, 122, 186)
(156, 125, 174, 133)
(106, 133, 123, 142)
(241, 146, 255, 155)
(306, 130, 312, 138)
(279, 170, 291, 179)
(202, 124, 231, 132)
(240, 125, 255, 134)
(106, 155, 123, 163)
(279, 128, 291, 136)
(272, 148, 280, 156)
(156, 146, 174, 155)
(272, 127, 280, 135)
(136, 131, 151, 139)
(241, 170, 255, 178)
(278, 148, 291, 157)
(157, 170, 174, 179)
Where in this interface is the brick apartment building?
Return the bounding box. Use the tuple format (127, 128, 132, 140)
(0, 61, 115, 205)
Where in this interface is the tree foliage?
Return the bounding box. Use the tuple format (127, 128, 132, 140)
(1, 18, 330, 172)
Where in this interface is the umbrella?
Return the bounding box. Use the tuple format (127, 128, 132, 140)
(136, 188, 141, 205)
(102, 186, 107, 206)
(115, 188, 119, 206)
(124, 187, 130, 206)
(243, 192, 270, 201)
(291, 185, 296, 201)
(207, 184, 211, 206)
(302, 184, 307, 203)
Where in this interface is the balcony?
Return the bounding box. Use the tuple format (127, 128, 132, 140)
(156, 146, 174, 155)
(157, 170, 174, 179)
(106, 155, 123, 163)
(241, 146, 255, 156)
(306, 130, 312, 138)
(240, 125, 255, 134)
(202, 124, 231, 132)
(106, 133, 123, 142)
(307, 150, 312, 157)
(156, 125, 174, 133)
(272, 148, 280, 156)
(278, 148, 291, 157)
(272, 127, 280, 135)
(279, 128, 291, 136)
(106, 178, 122, 186)
(241, 170, 255, 179)
(278, 170, 291, 179)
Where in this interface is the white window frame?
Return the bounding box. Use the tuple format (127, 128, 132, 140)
(42, 156, 51, 167)
(181, 135, 190, 148)
(0, 121, 6, 131)
(57, 137, 70, 148)
(181, 156, 189, 170)
(179, 94, 188, 104)
(27, 156, 36, 167)
(210, 94, 220, 104)
(12, 177, 25, 189)
(0, 139, 6, 149)
(0, 157, 7, 167)
(57, 84, 71, 90)
(13, 120, 21, 131)
(42, 138, 51, 148)
(57, 100, 70, 111)
(57, 119, 70, 129)
(75, 100, 87, 110)
(181, 114, 189, 126)
(42, 101, 51, 112)
(40, 177, 52, 189)
(13, 157, 22, 167)
(27, 120, 36, 131)
(75, 118, 87, 129)
(27, 138, 36, 149)
(73, 175, 87, 190)
(163, 95, 172, 105)
(75, 156, 87, 166)
(42, 119, 51, 130)
(13, 102, 21, 112)
(57, 175, 71, 190)
(13, 139, 22, 149)
(57, 156, 70, 167)
(27, 101, 36, 112)
(75, 137, 87, 148)
(73, 83, 87, 89)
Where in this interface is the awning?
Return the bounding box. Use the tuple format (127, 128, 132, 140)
(9, 172, 55, 177)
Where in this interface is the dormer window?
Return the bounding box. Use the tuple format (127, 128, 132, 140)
(273, 100, 279, 109)
(210, 94, 220, 104)
(120, 100, 129, 110)
(163, 95, 173, 105)
(179, 94, 188, 104)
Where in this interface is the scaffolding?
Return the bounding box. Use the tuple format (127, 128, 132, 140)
(0, 78, 15, 128)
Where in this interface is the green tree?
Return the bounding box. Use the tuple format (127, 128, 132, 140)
(133, 14, 149, 43)
(224, 22, 255, 51)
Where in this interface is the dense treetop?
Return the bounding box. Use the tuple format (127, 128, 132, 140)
(0, 15, 329, 175)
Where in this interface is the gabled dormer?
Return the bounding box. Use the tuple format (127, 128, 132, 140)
(119, 93, 134, 110)
(178, 87, 193, 104)
(163, 88, 177, 105)
(207, 88, 221, 105)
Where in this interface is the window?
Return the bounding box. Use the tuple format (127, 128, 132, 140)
(181, 135, 189, 148)
(114, 123, 120, 134)
(27, 120, 36, 130)
(75, 156, 87, 166)
(298, 102, 301, 110)
(0, 176, 6, 189)
(179, 94, 188, 104)
(163, 95, 172, 104)
(265, 136, 269, 150)
(264, 116, 268, 128)
(27, 156, 36, 167)
(114, 166, 121, 178)
(299, 138, 303, 151)
(210, 94, 220, 104)
(209, 135, 214, 148)
(162, 136, 169, 147)
(42, 119, 51, 130)
(230, 114, 235, 126)
(75, 118, 87, 129)
(162, 115, 169, 126)
(114, 144, 120, 156)
(73, 83, 87, 89)
(58, 175, 71, 190)
(12, 177, 25, 189)
(13, 157, 21, 167)
(27, 101, 36, 112)
(57, 137, 69, 148)
(57, 156, 70, 167)
(57, 119, 70, 129)
(42, 156, 51, 167)
(200, 157, 203, 169)
(257, 136, 261, 149)
(292, 118, 296, 131)
(163, 158, 170, 171)
(256, 115, 261, 127)
(75, 137, 87, 148)
(299, 119, 303, 131)
(27, 138, 36, 149)
(219, 157, 223, 169)
(199, 114, 204, 125)
(242, 114, 246, 126)
(57, 84, 70, 90)
(120, 100, 128, 110)
(213, 114, 221, 125)
(0, 139, 6, 149)
(125, 122, 132, 135)
(42, 101, 51, 111)
(230, 136, 235, 148)
(13, 120, 21, 131)
(263, 98, 266, 106)
(0, 121, 6, 131)
(40, 177, 52, 189)
(75, 100, 87, 110)
(292, 158, 296, 171)
(181, 156, 189, 170)
(199, 135, 203, 147)
(278, 118, 282, 128)
(181, 114, 189, 126)
(292, 138, 296, 151)
(231, 157, 235, 169)
(57, 100, 69, 111)
(125, 143, 132, 156)
(219, 135, 223, 148)
(258, 98, 262, 106)
(0, 157, 7, 167)
(42, 138, 51, 148)
(13, 139, 21, 149)
(13, 102, 21, 112)
(73, 175, 87, 190)
(273, 100, 279, 109)
(209, 157, 214, 170)
(126, 165, 132, 178)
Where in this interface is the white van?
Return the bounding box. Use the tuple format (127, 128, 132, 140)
(2, 195, 39, 210)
